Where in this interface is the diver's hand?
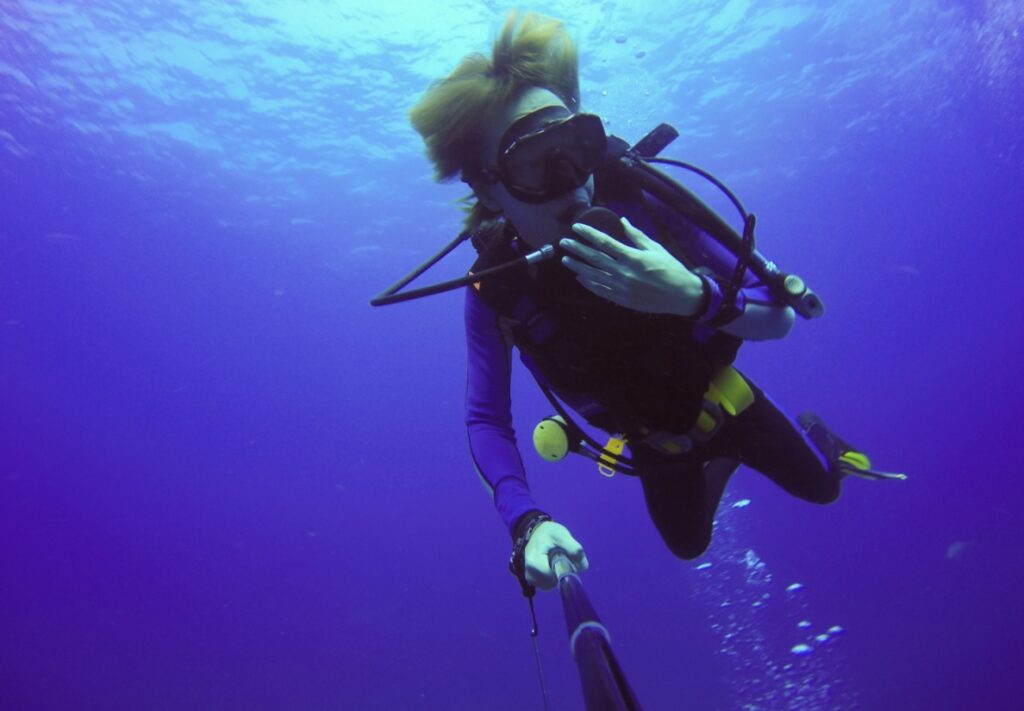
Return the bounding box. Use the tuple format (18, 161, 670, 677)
(560, 217, 706, 316)
(524, 520, 589, 591)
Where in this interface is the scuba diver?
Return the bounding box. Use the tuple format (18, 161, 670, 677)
(381, 12, 903, 595)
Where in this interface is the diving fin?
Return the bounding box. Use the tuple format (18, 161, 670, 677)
(798, 412, 907, 482)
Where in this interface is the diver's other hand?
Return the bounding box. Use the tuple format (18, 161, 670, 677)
(560, 217, 706, 316)
(524, 520, 589, 591)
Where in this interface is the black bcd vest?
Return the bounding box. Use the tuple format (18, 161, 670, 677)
(470, 187, 742, 438)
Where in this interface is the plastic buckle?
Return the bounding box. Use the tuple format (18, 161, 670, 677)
(597, 436, 626, 478)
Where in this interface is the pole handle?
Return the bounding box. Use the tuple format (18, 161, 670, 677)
(550, 549, 577, 580)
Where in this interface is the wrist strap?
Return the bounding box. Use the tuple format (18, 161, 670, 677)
(694, 271, 746, 328)
(693, 273, 723, 323)
(509, 510, 552, 597)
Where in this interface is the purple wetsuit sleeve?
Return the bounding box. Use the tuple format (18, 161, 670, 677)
(464, 286, 538, 534)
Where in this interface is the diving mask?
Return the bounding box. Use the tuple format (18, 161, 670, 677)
(481, 107, 608, 204)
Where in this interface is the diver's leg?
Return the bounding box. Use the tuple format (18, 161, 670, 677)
(634, 448, 739, 559)
(727, 383, 841, 504)
(703, 455, 742, 514)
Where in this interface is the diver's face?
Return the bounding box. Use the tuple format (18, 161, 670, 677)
(479, 87, 594, 248)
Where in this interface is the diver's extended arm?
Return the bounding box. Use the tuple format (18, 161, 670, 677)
(466, 289, 591, 590)
(465, 287, 540, 534)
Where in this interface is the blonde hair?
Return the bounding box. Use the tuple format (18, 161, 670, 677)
(409, 11, 580, 229)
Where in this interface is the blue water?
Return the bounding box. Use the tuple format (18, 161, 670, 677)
(2, 2, 1022, 709)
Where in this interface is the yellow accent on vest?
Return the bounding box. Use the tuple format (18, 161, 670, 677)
(621, 366, 755, 461)
(695, 410, 718, 434)
(706, 366, 755, 417)
(598, 436, 626, 478)
(532, 367, 756, 476)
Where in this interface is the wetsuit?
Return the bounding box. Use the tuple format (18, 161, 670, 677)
(465, 180, 840, 559)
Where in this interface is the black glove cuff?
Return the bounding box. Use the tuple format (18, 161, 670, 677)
(509, 510, 552, 596)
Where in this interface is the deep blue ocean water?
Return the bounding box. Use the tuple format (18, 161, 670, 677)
(2, 2, 1023, 709)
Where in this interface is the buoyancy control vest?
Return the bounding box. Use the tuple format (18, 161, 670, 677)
(470, 173, 743, 439)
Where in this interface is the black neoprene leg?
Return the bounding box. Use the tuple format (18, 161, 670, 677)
(630, 377, 839, 559)
(725, 383, 841, 504)
(632, 380, 838, 559)
(634, 449, 739, 560)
